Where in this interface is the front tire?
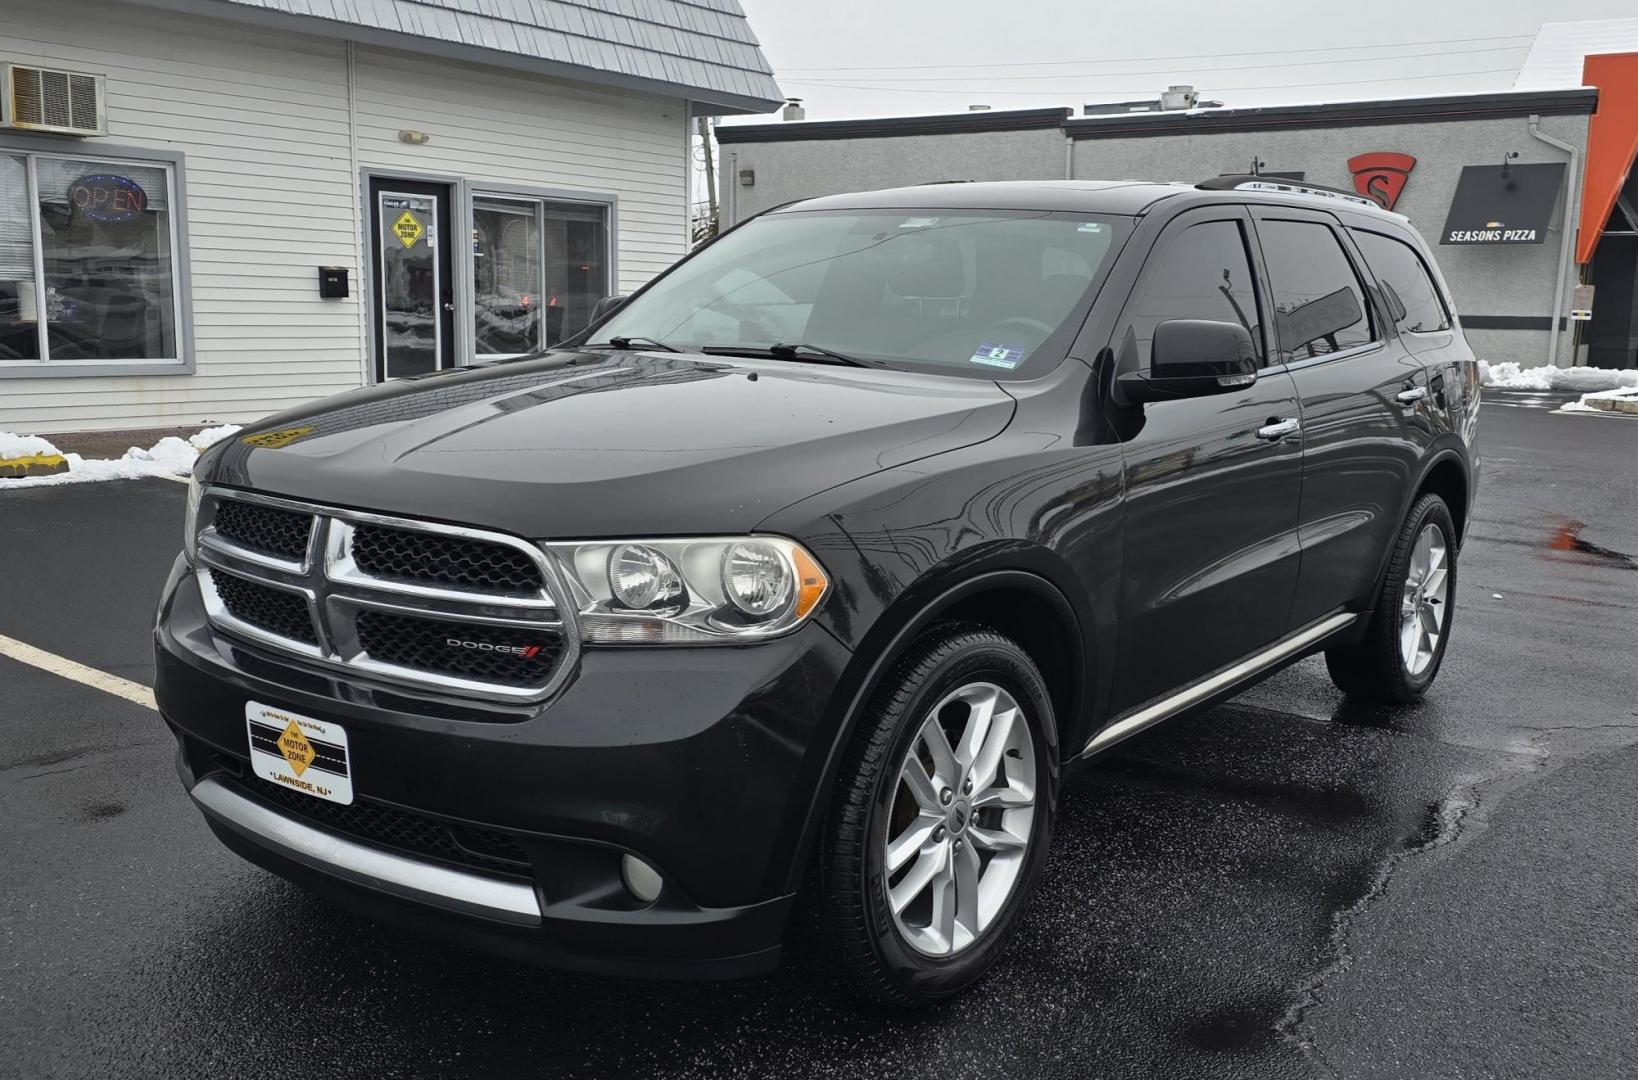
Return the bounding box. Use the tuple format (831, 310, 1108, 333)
(1326, 493, 1457, 704)
(820, 621, 1058, 1006)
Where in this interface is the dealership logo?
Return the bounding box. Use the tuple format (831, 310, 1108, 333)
(1348, 152, 1416, 211)
(445, 637, 545, 658)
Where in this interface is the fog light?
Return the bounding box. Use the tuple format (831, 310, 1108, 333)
(621, 853, 663, 903)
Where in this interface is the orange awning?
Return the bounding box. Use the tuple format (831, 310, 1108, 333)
(1578, 53, 1638, 265)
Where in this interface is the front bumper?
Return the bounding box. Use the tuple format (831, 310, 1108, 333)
(156, 556, 852, 979)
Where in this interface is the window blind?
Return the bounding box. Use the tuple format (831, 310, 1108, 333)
(0, 154, 33, 281)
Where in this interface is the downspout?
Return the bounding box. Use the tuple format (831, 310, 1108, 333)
(1065, 132, 1074, 179)
(1527, 114, 1580, 368)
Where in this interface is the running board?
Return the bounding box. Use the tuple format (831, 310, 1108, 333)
(1080, 611, 1359, 758)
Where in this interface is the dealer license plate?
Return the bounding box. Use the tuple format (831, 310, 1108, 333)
(246, 701, 354, 805)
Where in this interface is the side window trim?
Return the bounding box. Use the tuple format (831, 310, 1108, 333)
(1351, 227, 1453, 335)
(1248, 206, 1381, 365)
(1111, 205, 1272, 370)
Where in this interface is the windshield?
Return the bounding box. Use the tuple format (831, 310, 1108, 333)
(590, 208, 1130, 377)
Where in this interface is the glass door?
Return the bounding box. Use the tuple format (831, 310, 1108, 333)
(369, 178, 454, 380)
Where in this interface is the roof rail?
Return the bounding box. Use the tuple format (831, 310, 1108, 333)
(1199, 174, 1381, 209)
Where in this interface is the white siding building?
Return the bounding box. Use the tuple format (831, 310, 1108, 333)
(0, 0, 781, 434)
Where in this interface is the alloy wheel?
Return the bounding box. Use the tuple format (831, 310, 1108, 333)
(882, 681, 1037, 958)
(1399, 522, 1450, 676)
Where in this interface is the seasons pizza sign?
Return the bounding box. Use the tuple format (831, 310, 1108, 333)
(1439, 162, 1567, 246)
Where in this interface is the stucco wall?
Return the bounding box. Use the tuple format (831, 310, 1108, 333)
(722, 127, 1067, 222)
(1071, 112, 1589, 367)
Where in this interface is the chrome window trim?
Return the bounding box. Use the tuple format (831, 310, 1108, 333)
(192, 487, 578, 704)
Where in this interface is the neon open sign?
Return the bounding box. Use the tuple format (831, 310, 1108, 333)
(68, 174, 148, 223)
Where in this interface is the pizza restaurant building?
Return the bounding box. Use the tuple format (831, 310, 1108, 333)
(0, 0, 782, 435)
(719, 58, 1638, 371)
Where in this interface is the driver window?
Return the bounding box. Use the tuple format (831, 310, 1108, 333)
(1123, 219, 1262, 371)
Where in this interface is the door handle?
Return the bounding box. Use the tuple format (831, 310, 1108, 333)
(1396, 386, 1427, 405)
(1256, 417, 1301, 441)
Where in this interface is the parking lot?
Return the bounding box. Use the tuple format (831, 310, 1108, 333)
(3, 397, 1635, 1080)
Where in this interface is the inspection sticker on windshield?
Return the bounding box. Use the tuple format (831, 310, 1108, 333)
(970, 342, 1024, 369)
(246, 701, 353, 805)
(898, 217, 941, 228)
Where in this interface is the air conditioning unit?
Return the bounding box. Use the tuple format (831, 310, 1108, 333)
(2, 63, 106, 137)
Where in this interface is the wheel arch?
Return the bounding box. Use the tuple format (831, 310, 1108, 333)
(775, 561, 1093, 896)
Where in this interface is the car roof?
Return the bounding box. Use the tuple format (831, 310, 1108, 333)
(770, 179, 1415, 224)
(771, 180, 1192, 217)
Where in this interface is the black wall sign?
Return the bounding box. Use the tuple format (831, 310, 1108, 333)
(1440, 162, 1566, 245)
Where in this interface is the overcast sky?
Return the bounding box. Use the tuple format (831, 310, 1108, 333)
(723, 0, 1638, 123)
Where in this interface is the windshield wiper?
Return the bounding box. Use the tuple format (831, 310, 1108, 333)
(700, 342, 885, 369)
(589, 336, 682, 353)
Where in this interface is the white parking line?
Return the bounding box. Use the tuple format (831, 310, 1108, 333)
(0, 632, 157, 711)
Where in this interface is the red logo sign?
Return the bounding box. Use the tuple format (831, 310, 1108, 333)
(1348, 153, 1416, 211)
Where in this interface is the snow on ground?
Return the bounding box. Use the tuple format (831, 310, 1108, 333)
(1560, 385, 1638, 414)
(1479, 360, 1638, 392)
(0, 425, 242, 489)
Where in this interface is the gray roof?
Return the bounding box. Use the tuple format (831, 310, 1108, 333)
(121, 0, 783, 114)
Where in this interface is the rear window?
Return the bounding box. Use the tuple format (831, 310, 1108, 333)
(1351, 230, 1451, 333)
(1257, 219, 1375, 362)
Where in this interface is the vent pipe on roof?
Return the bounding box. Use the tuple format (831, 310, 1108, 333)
(1160, 85, 1198, 110)
(782, 98, 805, 121)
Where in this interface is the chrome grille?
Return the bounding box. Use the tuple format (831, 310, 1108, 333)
(350, 523, 544, 595)
(355, 610, 563, 687)
(212, 499, 313, 563)
(207, 570, 317, 645)
(193, 490, 574, 702)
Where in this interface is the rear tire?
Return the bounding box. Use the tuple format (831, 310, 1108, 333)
(819, 621, 1058, 1006)
(1325, 493, 1457, 704)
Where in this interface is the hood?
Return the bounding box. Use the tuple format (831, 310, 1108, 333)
(205, 351, 1014, 538)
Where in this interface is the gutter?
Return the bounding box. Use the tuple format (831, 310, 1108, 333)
(1527, 114, 1580, 369)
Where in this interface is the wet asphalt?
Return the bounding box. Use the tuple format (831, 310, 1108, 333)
(2, 399, 1635, 1080)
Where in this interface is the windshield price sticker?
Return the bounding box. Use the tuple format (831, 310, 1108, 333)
(899, 217, 941, 228)
(970, 342, 1024, 369)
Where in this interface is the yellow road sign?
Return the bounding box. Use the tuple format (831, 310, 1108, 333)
(392, 210, 425, 248)
(278, 718, 316, 777)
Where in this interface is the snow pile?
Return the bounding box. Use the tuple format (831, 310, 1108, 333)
(0, 425, 243, 489)
(1560, 385, 1638, 415)
(0, 432, 63, 460)
(1479, 360, 1638, 393)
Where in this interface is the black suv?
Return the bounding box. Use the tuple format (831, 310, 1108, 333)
(157, 178, 1478, 1004)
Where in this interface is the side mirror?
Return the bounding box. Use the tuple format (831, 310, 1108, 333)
(590, 294, 629, 323)
(1117, 319, 1257, 404)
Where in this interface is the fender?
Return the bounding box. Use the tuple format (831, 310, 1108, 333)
(771, 561, 1090, 897)
(1351, 439, 1472, 638)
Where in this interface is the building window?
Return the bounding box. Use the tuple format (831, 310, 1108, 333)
(473, 194, 608, 358)
(0, 149, 184, 369)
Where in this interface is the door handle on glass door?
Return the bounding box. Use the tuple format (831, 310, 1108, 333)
(1256, 418, 1301, 441)
(1396, 387, 1427, 405)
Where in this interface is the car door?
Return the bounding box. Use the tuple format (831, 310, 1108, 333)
(1247, 207, 1426, 628)
(1107, 206, 1305, 714)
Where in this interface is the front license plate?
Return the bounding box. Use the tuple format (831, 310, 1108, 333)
(246, 701, 354, 805)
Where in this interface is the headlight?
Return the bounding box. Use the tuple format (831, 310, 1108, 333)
(182, 476, 203, 564)
(542, 536, 828, 644)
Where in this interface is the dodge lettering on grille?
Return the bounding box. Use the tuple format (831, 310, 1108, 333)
(445, 637, 545, 658)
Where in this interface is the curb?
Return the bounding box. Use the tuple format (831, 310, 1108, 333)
(0, 454, 70, 478)
(1584, 397, 1638, 415)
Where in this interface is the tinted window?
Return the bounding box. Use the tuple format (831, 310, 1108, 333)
(1352, 230, 1450, 333)
(1258, 220, 1374, 362)
(1123, 219, 1262, 369)
(593, 209, 1127, 378)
